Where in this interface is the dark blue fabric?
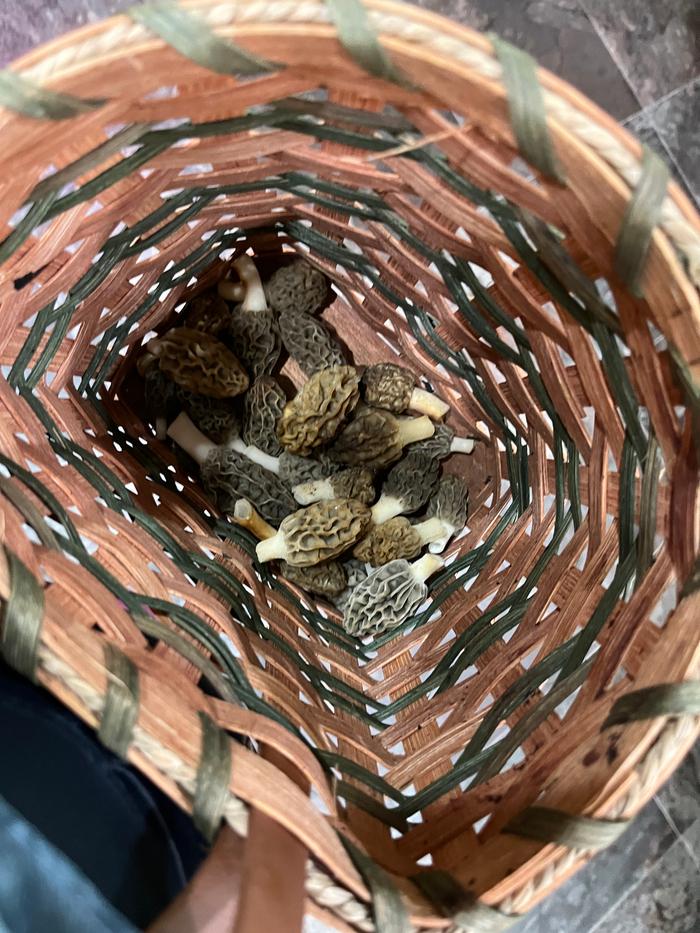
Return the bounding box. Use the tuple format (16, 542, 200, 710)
(0, 661, 206, 930)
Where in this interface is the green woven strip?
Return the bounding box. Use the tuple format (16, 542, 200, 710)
(193, 711, 232, 843)
(0, 477, 60, 551)
(129, 2, 275, 75)
(0, 70, 104, 120)
(636, 436, 660, 585)
(98, 643, 140, 758)
(604, 682, 700, 729)
(325, 0, 410, 87)
(1, 551, 44, 682)
(505, 805, 627, 850)
(414, 870, 516, 932)
(614, 146, 669, 295)
(492, 37, 564, 182)
(341, 836, 409, 933)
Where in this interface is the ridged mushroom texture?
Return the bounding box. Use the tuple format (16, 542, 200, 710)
(223, 255, 281, 379)
(277, 365, 361, 456)
(293, 466, 375, 506)
(329, 407, 435, 468)
(361, 363, 450, 419)
(265, 258, 329, 316)
(146, 327, 249, 399)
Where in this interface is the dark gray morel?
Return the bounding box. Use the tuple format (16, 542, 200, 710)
(409, 422, 476, 459)
(279, 451, 342, 487)
(256, 498, 371, 567)
(279, 309, 345, 376)
(343, 554, 444, 637)
(265, 259, 329, 316)
(329, 408, 434, 469)
(362, 363, 449, 419)
(183, 291, 231, 336)
(426, 475, 469, 553)
(371, 449, 440, 524)
(167, 413, 293, 523)
(353, 516, 448, 566)
(146, 328, 249, 398)
(332, 559, 369, 613)
(243, 376, 286, 457)
(278, 365, 360, 456)
(225, 255, 280, 379)
(143, 365, 178, 440)
(293, 466, 375, 507)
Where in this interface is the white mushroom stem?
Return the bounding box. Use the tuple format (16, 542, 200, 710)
(225, 437, 280, 474)
(233, 255, 267, 312)
(233, 499, 276, 540)
(167, 412, 216, 466)
(450, 436, 476, 455)
(370, 494, 404, 525)
(428, 521, 457, 555)
(256, 531, 288, 563)
(396, 415, 435, 449)
(410, 553, 444, 585)
(409, 387, 450, 420)
(154, 416, 168, 441)
(217, 280, 245, 302)
(293, 477, 335, 505)
(413, 517, 451, 548)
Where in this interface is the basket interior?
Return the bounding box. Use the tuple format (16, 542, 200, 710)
(0, 40, 695, 893)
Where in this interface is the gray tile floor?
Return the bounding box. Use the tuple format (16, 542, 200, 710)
(1, 1, 698, 930)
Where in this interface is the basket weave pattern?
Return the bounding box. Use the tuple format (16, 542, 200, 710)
(0, 2, 698, 930)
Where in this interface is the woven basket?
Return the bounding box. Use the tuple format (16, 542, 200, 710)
(0, 2, 698, 930)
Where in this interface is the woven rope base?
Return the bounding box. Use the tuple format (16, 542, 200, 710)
(0, 2, 698, 930)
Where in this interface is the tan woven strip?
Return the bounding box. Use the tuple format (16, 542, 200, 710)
(491, 37, 564, 183)
(614, 145, 669, 295)
(193, 711, 232, 842)
(98, 643, 140, 758)
(0, 551, 44, 682)
(604, 681, 700, 729)
(505, 805, 628, 850)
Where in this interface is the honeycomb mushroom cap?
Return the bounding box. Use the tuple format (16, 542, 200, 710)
(353, 517, 421, 565)
(279, 451, 342, 487)
(243, 376, 286, 456)
(278, 309, 346, 376)
(361, 363, 415, 413)
(201, 448, 295, 524)
(343, 560, 426, 636)
(227, 306, 280, 379)
(282, 560, 347, 597)
(177, 389, 239, 446)
(329, 407, 402, 467)
(408, 423, 454, 461)
(143, 367, 178, 425)
(265, 259, 329, 316)
(331, 467, 376, 505)
(276, 498, 371, 567)
(184, 291, 231, 335)
(278, 365, 360, 456)
(332, 558, 369, 613)
(383, 450, 440, 512)
(152, 328, 249, 398)
(427, 475, 469, 528)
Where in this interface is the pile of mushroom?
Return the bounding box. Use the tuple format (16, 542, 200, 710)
(135, 252, 477, 638)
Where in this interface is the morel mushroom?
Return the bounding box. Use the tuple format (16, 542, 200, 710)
(362, 363, 449, 419)
(278, 309, 345, 376)
(265, 258, 329, 316)
(256, 498, 371, 567)
(233, 498, 346, 598)
(217, 279, 244, 302)
(143, 365, 178, 440)
(167, 412, 293, 523)
(343, 554, 444, 637)
(146, 328, 249, 399)
(293, 467, 375, 507)
(426, 475, 469, 553)
(243, 376, 286, 457)
(370, 450, 440, 524)
(329, 408, 434, 468)
(279, 451, 342, 487)
(354, 516, 449, 565)
(277, 365, 360, 456)
(225, 255, 280, 378)
(183, 291, 231, 336)
(332, 559, 369, 613)
(409, 423, 476, 460)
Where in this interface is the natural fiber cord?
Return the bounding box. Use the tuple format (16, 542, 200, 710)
(98, 643, 140, 758)
(415, 871, 516, 932)
(505, 806, 628, 851)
